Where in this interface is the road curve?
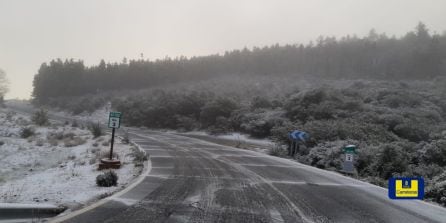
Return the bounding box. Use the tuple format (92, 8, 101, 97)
(54, 130, 445, 223)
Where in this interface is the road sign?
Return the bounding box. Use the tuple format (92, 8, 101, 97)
(108, 112, 122, 129)
(287, 130, 309, 157)
(346, 153, 353, 162)
(343, 145, 357, 154)
(289, 130, 308, 142)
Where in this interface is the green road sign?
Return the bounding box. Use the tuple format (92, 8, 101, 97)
(343, 145, 357, 154)
(108, 112, 122, 128)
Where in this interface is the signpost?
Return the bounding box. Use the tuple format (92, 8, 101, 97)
(342, 145, 357, 174)
(108, 112, 121, 160)
(99, 112, 122, 170)
(288, 130, 309, 156)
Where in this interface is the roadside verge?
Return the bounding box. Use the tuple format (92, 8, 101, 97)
(50, 140, 151, 223)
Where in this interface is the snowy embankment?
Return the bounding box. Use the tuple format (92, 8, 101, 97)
(0, 108, 143, 211)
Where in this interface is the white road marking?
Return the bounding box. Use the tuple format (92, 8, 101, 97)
(108, 197, 139, 206)
(240, 164, 297, 167)
(267, 181, 372, 187)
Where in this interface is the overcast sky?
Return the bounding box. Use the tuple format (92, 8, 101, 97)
(1, 0, 446, 99)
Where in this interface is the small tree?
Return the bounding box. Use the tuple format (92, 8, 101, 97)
(0, 69, 9, 106)
(20, 127, 35, 138)
(32, 109, 49, 126)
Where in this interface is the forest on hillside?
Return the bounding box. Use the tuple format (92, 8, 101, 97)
(32, 23, 446, 103)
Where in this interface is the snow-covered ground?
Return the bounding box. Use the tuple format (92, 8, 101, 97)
(51, 106, 110, 126)
(0, 108, 143, 211)
(176, 131, 276, 154)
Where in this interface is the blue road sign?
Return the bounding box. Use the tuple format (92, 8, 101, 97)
(289, 130, 308, 142)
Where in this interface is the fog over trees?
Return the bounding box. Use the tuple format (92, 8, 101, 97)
(30, 23, 446, 206)
(32, 23, 446, 103)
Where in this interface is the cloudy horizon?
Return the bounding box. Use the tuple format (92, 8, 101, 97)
(1, 0, 446, 99)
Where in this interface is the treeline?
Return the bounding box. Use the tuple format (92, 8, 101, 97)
(32, 23, 446, 103)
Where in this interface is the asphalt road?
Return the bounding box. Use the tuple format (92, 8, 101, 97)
(57, 129, 446, 223)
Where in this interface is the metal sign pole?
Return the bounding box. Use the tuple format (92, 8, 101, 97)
(110, 127, 115, 160)
(291, 141, 297, 157)
(290, 141, 295, 156)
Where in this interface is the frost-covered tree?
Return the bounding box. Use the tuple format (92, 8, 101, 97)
(0, 69, 9, 105)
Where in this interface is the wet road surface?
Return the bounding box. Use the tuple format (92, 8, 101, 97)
(57, 130, 446, 223)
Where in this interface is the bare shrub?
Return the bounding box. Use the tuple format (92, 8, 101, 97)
(268, 144, 287, 157)
(20, 127, 35, 138)
(131, 146, 147, 166)
(96, 171, 118, 187)
(89, 122, 103, 138)
(47, 131, 64, 141)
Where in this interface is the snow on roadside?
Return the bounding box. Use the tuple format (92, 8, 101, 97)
(216, 132, 274, 146)
(177, 131, 275, 154)
(0, 108, 143, 210)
